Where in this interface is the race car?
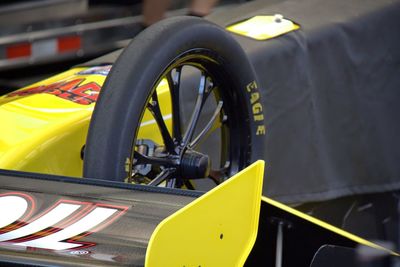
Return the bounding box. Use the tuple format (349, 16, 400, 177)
(0, 0, 400, 265)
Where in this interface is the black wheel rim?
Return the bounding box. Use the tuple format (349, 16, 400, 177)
(127, 48, 250, 189)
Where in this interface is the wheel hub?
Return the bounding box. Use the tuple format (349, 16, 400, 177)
(133, 139, 212, 181)
(180, 149, 211, 179)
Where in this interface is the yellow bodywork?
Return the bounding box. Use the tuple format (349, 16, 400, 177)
(0, 66, 171, 177)
(146, 160, 264, 267)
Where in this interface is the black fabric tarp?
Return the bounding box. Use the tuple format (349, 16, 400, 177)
(84, 0, 400, 204)
(210, 0, 400, 203)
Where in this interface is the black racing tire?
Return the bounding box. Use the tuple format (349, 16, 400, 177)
(83, 16, 265, 185)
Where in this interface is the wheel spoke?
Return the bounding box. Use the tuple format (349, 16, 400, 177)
(148, 168, 176, 186)
(184, 180, 195, 190)
(147, 91, 176, 154)
(166, 67, 183, 142)
(208, 168, 228, 185)
(182, 73, 211, 149)
(166, 178, 176, 188)
(189, 101, 223, 148)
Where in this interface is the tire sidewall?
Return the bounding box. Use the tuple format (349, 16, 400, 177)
(84, 16, 265, 181)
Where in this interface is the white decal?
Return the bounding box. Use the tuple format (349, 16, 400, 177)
(17, 207, 117, 250)
(0, 196, 28, 228)
(0, 203, 80, 242)
(69, 250, 89, 255)
(0, 192, 128, 250)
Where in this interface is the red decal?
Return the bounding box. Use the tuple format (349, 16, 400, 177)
(7, 79, 101, 105)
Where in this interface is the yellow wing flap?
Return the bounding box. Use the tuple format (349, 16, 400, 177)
(145, 160, 265, 267)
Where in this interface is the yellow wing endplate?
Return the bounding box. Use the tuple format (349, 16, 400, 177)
(146, 160, 265, 267)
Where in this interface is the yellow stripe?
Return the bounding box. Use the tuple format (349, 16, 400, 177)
(262, 196, 398, 256)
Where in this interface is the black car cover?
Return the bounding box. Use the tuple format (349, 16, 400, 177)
(219, 0, 400, 203)
(84, 0, 400, 204)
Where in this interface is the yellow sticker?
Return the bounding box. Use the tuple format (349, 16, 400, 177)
(227, 15, 300, 40)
